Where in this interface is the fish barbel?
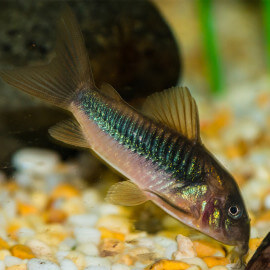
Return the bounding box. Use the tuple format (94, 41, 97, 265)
(0, 6, 250, 264)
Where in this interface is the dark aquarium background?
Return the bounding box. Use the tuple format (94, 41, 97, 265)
(0, 0, 181, 175)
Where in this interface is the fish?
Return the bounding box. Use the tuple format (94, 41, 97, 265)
(0, 6, 250, 264)
(245, 232, 270, 270)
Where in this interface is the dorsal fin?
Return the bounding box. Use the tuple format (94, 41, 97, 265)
(0, 6, 95, 109)
(49, 119, 89, 148)
(142, 86, 200, 142)
(100, 82, 122, 101)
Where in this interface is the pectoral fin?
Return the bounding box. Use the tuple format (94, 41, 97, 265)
(105, 181, 148, 206)
(142, 86, 201, 142)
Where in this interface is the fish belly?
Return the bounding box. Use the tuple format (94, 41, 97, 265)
(71, 104, 165, 191)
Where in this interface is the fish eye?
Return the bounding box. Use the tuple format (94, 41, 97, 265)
(228, 205, 242, 219)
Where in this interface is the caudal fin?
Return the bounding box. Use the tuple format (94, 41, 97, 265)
(0, 6, 95, 109)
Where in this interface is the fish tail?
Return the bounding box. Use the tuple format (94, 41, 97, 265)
(0, 6, 95, 110)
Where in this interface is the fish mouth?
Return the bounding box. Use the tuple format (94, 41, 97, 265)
(229, 241, 249, 267)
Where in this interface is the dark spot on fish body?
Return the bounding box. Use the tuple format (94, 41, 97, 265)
(126, 117, 139, 148)
(120, 117, 131, 145)
(147, 127, 159, 159)
(156, 131, 167, 158)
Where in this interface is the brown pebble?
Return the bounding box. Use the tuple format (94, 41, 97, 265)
(44, 209, 67, 224)
(99, 238, 125, 257)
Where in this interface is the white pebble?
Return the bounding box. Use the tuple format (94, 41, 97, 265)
(59, 238, 77, 251)
(255, 221, 270, 237)
(60, 258, 78, 270)
(0, 212, 7, 231)
(153, 236, 177, 259)
(181, 258, 208, 270)
(77, 243, 99, 256)
(27, 258, 60, 270)
(85, 267, 110, 270)
(173, 234, 196, 260)
(97, 203, 122, 216)
(4, 256, 23, 267)
(56, 251, 69, 263)
(238, 120, 260, 141)
(264, 194, 270, 209)
(26, 239, 53, 258)
(74, 227, 101, 244)
(82, 189, 101, 209)
(84, 256, 111, 267)
(12, 148, 60, 174)
(14, 172, 33, 187)
(187, 266, 200, 270)
(68, 214, 98, 227)
(165, 242, 178, 259)
(133, 261, 146, 269)
(0, 261, 4, 270)
(0, 249, 11, 260)
(112, 264, 130, 270)
(17, 227, 35, 239)
(137, 237, 155, 249)
(45, 174, 66, 191)
(2, 199, 16, 219)
(250, 227, 259, 238)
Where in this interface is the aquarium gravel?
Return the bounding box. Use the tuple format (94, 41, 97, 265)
(0, 81, 270, 270)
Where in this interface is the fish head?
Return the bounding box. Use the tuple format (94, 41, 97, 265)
(201, 159, 250, 260)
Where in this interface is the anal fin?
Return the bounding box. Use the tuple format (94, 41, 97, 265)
(49, 119, 88, 148)
(105, 181, 148, 206)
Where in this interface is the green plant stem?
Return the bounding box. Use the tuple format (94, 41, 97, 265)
(198, 0, 223, 94)
(262, 0, 270, 72)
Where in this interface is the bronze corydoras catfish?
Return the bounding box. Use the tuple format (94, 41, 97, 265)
(0, 6, 250, 262)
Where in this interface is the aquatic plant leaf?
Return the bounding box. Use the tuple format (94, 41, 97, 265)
(142, 86, 200, 142)
(100, 82, 122, 101)
(0, 6, 94, 109)
(106, 180, 148, 206)
(49, 119, 88, 148)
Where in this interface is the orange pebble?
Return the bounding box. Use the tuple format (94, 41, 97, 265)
(257, 93, 270, 107)
(202, 256, 229, 268)
(148, 259, 190, 270)
(201, 110, 231, 137)
(44, 209, 67, 223)
(7, 224, 21, 240)
(249, 238, 263, 251)
(17, 201, 39, 216)
(226, 141, 247, 159)
(6, 182, 18, 192)
(10, 244, 35, 259)
(256, 211, 270, 222)
(233, 173, 247, 187)
(51, 184, 80, 199)
(193, 240, 225, 257)
(0, 237, 9, 249)
(99, 227, 125, 241)
(6, 265, 27, 270)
